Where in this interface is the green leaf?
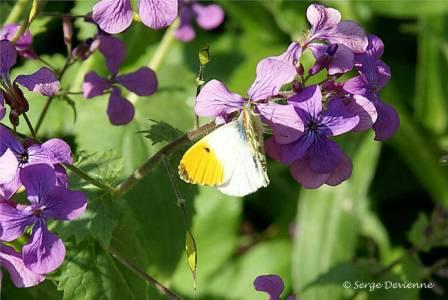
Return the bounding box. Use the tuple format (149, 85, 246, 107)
(360, 0, 448, 17)
(415, 16, 448, 134)
(293, 133, 381, 300)
(408, 213, 430, 251)
(56, 240, 134, 300)
(138, 119, 184, 145)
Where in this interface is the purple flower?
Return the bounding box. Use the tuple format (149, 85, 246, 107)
(305, 4, 367, 53)
(265, 85, 359, 188)
(82, 35, 158, 125)
(0, 40, 60, 125)
(0, 243, 45, 287)
(0, 23, 37, 59)
(0, 164, 87, 274)
(254, 274, 296, 300)
(175, 0, 224, 42)
(343, 35, 399, 140)
(309, 43, 354, 75)
(0, 126, 72, 199)
(196, 58, 298, 126)
(92, 0, 178, 34)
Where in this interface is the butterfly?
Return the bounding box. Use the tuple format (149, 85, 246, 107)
(178, 105, 269, 197)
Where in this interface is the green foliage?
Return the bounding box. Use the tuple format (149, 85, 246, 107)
(138, 119, 184, 145)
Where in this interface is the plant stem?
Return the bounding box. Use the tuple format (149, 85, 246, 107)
(23, 112, 36, 138)
(128, 19, 179, 105)
(114, 122, 216, 198)
(64, 164, 117, 194)
(4, 0, 29, 25)
(107, 247, 183, 300)
(38, 12, 86, 18)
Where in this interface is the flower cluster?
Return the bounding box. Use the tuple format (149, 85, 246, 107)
(195, 3, 399, 189)
(0, 126, 87, 287)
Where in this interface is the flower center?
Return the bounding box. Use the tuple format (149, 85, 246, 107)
(33, 208, 43, 217)
(308, 121, 319, 131)
(19, 151, 29, 164)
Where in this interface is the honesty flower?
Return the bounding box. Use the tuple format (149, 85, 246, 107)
(0, 165, 87, 274)
(0, 40, 60, 125)
(92, 0, 178, 34)
(0, 243, 45, 287)
(82, 35, 157, 125)
(175, 0, 224, 42)
(196, 58, 299, 127)
(265, 85, 359, 188)
(272, 3, 366, 78)
(0, 23, 37, 59)
(0, 126, 71, 199)
(343, 35, 399, 140)
(254, 274, 296, 300)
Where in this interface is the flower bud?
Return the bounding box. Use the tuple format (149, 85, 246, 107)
(62, 17, 73, 49)
(292, 80, 302, 93)
(295, 63, 304, 76)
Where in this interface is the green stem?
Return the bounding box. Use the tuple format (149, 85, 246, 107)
(23, 112, 36, 138)
(64, 164, 117, 194)
(3, 0, 29, 25)
(128, 19, 179, 104)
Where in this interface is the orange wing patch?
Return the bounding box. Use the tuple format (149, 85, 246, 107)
(179, 141, 225, 186)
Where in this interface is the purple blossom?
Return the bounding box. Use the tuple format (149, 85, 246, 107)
(0, 126, 72, 199)
(0, 164, 87, 274)
(92, 0, 178, 34)
(82, 35, 157, 125)
(196, 58, 298, 129)
(271, 4, 366, 79)
(254, 274, 296, 300)
(0, 40, 60, 125)
(0, 23, 37, 59)
(175, 0, 225, 42)
(265, 85, 359, 188)
(343, 35, 399, 140)
(0, 243, 45, 287)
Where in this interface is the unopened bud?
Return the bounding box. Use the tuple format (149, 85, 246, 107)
(199, 45, 210, 65)
(309, 54, 330, 76)
(295, 63, 304, 76)
(62, 17, 73, 48)
(292, 80, 302, 93)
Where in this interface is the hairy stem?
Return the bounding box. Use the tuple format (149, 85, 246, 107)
(64, 164, 117, 194)
(114, 122, 216, 198)
(107, 247, 183, 300)
(128, 19, 179, 105)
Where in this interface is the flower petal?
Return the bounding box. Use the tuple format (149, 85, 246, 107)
(54, 164, 69, 188)
(264, 136, 282, 161)
(42, 187, 87, 220)
(138, 0, 178, 29)
(92, 0, 133, 34)
(308, 136, 343, 174)
(0, 40, 17, 76)
(257, 103, 304, 144)
(15, 67, 60, 96)
(247, 58, 296, 101)
(290, 156, 329, 189)
(274, 42, 302, 66)
(0, 23, 33, 52)
(288, 85, 322, 120)
(0, 149, 19, 184)
(344, 95, 377, 131)
(107, 88, 135, 125)
(0, 244, 45, 288)
(343, 75, 367, 96)
(98, 35, 125, 75)
(20, 164, 56, 205)
(0, 170, 21, 200)
(325, 152, 352, 186)
(23, 221, 65, 274)
(319, 20, 367, 53)
(328, 44, 354, 75)
(0, 126, 24, 156)
(195, 79, 244, 118)
(0, 92, 5, 120)
(307, 4, 341, 30)
(82, 72, 111, 99)
(277, 132, 314, 164)
(27, 138, 73, 165)
(321, 98, 360, 136)
(116, 67, 158, 96)
(0, 200, 33, 241)
(193, 3, 224, 30)
(174, 22, 196, 42)
(253, 274, 284, 300)
(373, 99, 400, 141)
(376, 60, 391, 89)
